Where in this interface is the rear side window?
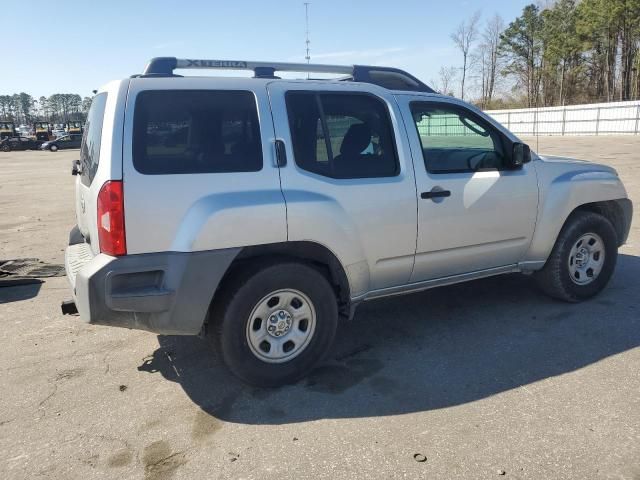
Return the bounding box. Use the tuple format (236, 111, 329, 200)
(133, 90, 262, 175)
(286, 92, 398, 179)
(80, 92, 107, 186)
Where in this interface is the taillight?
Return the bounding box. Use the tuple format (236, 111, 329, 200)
(97, 180, 126, 256)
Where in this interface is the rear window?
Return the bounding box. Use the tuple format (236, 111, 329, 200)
(80, 92, 108, 186)
(132, 90, 263, 175)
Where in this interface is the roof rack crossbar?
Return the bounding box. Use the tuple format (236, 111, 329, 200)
(140, 57, 435, 93)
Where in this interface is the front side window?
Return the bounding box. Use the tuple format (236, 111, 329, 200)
(411, 102, 505, 173)
(286, 92, 398, 179)
(133, 90, 263, 175)
(80, 92, 108, 186)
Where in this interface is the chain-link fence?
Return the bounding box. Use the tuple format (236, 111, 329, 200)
(486, 100, 640, 136)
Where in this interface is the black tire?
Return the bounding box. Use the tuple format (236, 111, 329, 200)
(534, 211, 618, 302)
(1, 144, 10, 152)
(49, 144, 58, 152)
(210, 261, 338, 387)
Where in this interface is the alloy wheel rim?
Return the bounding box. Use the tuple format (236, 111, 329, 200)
(568, 232, 605, 285)
(245, 289, 316, 363)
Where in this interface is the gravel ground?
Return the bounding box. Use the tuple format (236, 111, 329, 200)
(1, 137, 639, 480)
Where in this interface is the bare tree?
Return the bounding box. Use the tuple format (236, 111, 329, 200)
(451, 11, 481, 100)
(477, 14, 504, 108)
(431, 66, 458, 96)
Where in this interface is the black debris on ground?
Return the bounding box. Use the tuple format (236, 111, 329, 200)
(0, 258, 65, 287)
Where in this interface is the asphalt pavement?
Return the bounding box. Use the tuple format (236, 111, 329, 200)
(1, 137, 639, 479)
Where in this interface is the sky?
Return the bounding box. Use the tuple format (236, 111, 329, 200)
(3, 0, 533, 98)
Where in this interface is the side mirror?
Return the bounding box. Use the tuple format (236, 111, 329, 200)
(512, 142, 531, 168)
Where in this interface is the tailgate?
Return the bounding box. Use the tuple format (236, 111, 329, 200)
(74, 91, 111, 253)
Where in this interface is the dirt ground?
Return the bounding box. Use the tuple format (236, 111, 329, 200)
(1, 136, 639, 480)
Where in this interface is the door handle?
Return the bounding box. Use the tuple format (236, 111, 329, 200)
(274, 139, 287, 167)
(421, 188, 451, 200)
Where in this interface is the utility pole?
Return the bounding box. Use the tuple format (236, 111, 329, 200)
(304, 2, 311, 78)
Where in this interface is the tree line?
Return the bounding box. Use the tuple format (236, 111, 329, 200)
(440, 0, 640, 109)
(0, 93, 92, 124)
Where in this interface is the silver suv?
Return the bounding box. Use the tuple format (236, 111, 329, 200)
(65, 57, 633, 386)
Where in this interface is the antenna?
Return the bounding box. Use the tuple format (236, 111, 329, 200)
(304, 2, 311, 79)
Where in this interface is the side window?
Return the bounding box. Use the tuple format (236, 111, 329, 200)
(410, 102, 505, 173)
(80, 92, 108, 186)
(133, 90, 262, 175)
(286, 91, 398, 179)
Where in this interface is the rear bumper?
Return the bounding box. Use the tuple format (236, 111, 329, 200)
(65, 242, 240, 335)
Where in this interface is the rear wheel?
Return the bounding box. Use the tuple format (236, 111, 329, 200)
(210, 261, 338, 387)
(1, 144, 10, 152)
(534, 211, 618, 302)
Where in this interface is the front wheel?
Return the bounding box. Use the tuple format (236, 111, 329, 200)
(534, 211, 618, 302)
(1, 144, 10, 152)
(210, 261, 338, 387)
(49, 144, 58, 152)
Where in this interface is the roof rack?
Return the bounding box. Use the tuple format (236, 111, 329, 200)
(140, 57, 435, 93)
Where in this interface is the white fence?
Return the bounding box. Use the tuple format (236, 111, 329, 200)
(485, 100, 640, 136)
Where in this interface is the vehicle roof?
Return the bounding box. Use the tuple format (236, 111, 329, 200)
(121, 75, 448, 99)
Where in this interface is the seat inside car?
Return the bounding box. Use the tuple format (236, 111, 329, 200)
(333, 123, 373, 176)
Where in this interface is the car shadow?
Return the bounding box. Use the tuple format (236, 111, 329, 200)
(138, 253, 640, 425)
(0, 281, 42, 304)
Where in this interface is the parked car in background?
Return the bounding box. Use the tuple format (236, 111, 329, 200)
(17, 125, 32, 137)
(0, 136, 43, 152)
(52, 129, 67, 138)
(40, 134, 83, 152)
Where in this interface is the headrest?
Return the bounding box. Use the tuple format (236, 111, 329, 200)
(339, 123, 372, 156)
